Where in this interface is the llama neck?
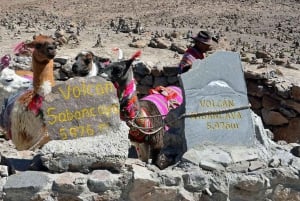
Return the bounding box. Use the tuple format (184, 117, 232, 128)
(114, 79, 140, 120)
(87, 62, 98, 77)
(32, 57, 54, 96)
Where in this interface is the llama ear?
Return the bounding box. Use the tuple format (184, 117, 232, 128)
(86, 51, 94, 60)
(130, 50, 142, 60)
(125, 59, 134, 68)
(125, 50, 142, 67)
(87, 51, 94, 56)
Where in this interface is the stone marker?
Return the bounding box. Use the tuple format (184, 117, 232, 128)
(180, 51, 255, 149)
(42, 76, 120, 140)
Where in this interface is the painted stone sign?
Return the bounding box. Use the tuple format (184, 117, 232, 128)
(180, 51, 255, 149)
(42, 76, 120, 140)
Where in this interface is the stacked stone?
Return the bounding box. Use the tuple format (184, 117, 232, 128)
(133, 53, 300, 144)
(133, 61, 180, 98)
(1, 115, 300, 201)
(244, 62, 300, 143)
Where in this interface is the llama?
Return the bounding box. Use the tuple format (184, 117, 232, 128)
(100, 50, 183, 169)
(0, 34, 57, 150)
(0, 67, 32, 92)
(72, 51, 111, 77)
(0, 54, 32, 93)
(72, 48, 123, 77)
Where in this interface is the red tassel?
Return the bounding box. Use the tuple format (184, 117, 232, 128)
(27, 95, 44, 116)
(130, 50, 142, 60)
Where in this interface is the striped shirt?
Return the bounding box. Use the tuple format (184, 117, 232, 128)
(178, 47, 205, 74)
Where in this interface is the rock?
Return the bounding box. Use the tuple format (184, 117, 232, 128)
(129, 40, 148, 48)
(262, 95, 280, 110)
(3, 171, 56, 201)
(272, 184, 300, 201)
(290, 146, 300, 157)
(159, 170, 182, 186)
(182, 169, 209, 192)
(128, 164, 159, 201)
(291, 85, 300, 101)
(228, 147, 259, 163)
(54, 57, 68, 65)
(170, 43, 186, 54)
(249, 96, 262, 109)
(255, 51, 271, 59)
(247, 81, 265, 97)
(42, 76, 121, 141)
(39, 122, 130, 173)
(182, 147, 232, 167)
(199, 160, 225, 171)
(233, 174, 270, 192)
(273, 58, 286, 65)
(163, 65, 179, 76)
(149, 38, 170, 49)
(52, 172, 87, 195)
(133, 61, 151, 76)
(261, 108, 289, 126)
(87, 170, 120, 193)
(248, 160, 266, 171)
(0, 165, 8, 177)
(226, 161, 250, 173)
(274, 118, 300, 143)
(281, 99, 300, 113)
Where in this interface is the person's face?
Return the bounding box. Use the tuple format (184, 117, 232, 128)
(195, 41, 212, 52)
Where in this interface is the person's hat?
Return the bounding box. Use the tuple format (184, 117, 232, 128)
(191, 31, 214, 45)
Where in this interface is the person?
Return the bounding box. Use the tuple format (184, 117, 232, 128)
(178, 30, 217, 74)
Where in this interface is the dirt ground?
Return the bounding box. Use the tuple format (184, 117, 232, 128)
(0, 0, 299, 63)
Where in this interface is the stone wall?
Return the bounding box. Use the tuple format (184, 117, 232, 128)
(1, 54, 300, 201)
(132, 60, 300, 144)
(1, 112, 300, 201)
(244, 62, 300, 143)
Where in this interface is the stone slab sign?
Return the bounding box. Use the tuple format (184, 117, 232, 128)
(42, 76, 120, 140)
(180, 51, 255, 149)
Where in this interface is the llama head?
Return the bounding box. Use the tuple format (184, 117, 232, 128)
(0, 68, 32, 91)
(25, 35, 57, 63)
(100, 50, 141, 84)
(72, 51, 95, 76)
(71, 51, 110, 77)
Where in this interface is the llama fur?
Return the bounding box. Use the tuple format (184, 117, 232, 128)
(100, 50, 183, 169)
(1, 35, 56, 150)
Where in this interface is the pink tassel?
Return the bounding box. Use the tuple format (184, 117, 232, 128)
(13, 42, 25, 54)
(0, 54, 11, 69)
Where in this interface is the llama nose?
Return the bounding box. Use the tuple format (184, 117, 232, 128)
(48, 44, 56, 50)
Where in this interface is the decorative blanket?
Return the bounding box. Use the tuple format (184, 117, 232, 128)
(141, 86, 183, 118)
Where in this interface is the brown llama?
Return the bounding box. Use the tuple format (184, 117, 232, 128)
(100, 50, 183, 169)
(0, 35, 57, 150)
